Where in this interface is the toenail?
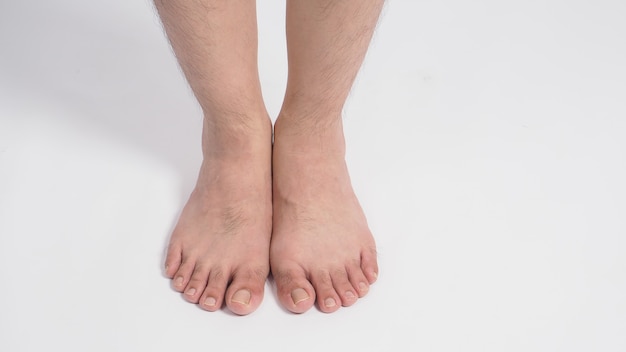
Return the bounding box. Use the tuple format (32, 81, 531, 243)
(185, 288, 196, 296)
(291, 288, 309, 305)
(231, 290, 251, 305)
(324, 297, 337, 308)
(174, 276, 184, 287)
(204, 297, 217, 307)
(359, 282, 369, 292)
(345, 291, 356, 300)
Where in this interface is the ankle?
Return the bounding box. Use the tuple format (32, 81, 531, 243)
(202, 112, 272, 157)
(274, 111, 346, 156)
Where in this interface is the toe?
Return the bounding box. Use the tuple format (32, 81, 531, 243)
(311, 270, 341, 313)
(183, 264, 210, 303)
(272, 265, 316, 314)
(346, 259, 370, 297)
(361, 246, 379, 284)
(199, 267, 228, 312)
(172, 258, 195, 292)
(164, 242, 182, 278)
(331, 268, 358, 307)
(225, 266, 268, 316)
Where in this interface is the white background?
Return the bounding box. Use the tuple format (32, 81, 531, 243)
(1, 0, 625, 351)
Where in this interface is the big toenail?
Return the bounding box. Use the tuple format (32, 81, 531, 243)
(185, 288, 196, 296)
(291, 288, 309, 304)
(204, 297, 217, 307)
(324, 297, 337, 308)
(359, 282, 369, 292)
(232, 290, 251, 305)
(174, 277, 184, 287)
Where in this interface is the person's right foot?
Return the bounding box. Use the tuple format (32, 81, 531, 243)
(164, 115, 273, 316)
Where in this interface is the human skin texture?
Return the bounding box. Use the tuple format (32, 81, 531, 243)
(155, 0, 384, 315)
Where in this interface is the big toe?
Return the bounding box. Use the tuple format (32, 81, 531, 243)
(272, 265, 316, 314)
(225, 267, 268, 316)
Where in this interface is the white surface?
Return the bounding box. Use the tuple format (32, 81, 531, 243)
(1, 0, 625, 351)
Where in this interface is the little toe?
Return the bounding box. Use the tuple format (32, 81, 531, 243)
(311, 271, 341, 313)
(183, 265, 210, 303)
(164, 243, 182, 278)
(199, 267, 229, 312)
(361, 247, 379, 284)
(225, 266, 268, 315)
(273, 266, 316, 314)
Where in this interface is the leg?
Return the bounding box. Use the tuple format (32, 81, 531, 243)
(155, 0, 272, 315)
(271, 0, 384, 313)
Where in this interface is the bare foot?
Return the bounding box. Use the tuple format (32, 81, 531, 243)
(270, 116, 379, 313)
(164, 116, 272, 315)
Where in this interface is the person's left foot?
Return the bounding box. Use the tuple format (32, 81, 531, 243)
(270, 116, 379, 314)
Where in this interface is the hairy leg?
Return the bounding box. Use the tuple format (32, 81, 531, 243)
(271, 0, 384, 313)
(155, 0, 272, 315)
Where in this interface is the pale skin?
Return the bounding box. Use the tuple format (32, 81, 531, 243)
(156, 0, 383, 315)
